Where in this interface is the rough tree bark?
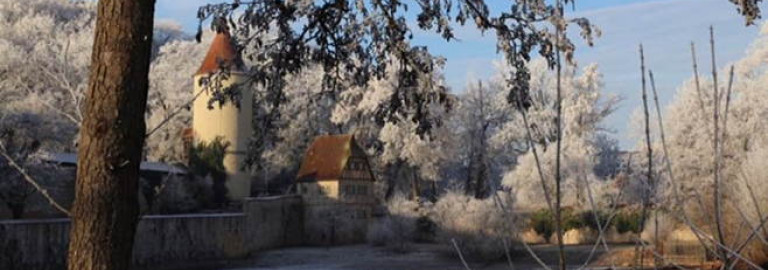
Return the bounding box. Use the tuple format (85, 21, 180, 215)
(67, 1, 156, 270)
(411, 170, 421, 200)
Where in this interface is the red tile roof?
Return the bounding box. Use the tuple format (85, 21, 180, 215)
(296, 135, 356, 182)
(195, 31, 242, 76)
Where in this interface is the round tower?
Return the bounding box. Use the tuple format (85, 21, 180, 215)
(192, 31, 252, 200)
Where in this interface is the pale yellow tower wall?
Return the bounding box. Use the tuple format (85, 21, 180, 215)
(192, 73, 253, 200)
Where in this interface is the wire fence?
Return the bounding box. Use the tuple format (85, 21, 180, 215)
(662, 238, 709, 267)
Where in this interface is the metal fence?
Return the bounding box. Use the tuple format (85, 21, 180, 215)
(662, 239, 708, 266)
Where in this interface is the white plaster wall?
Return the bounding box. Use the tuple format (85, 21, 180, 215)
(192, 73, 253, 199)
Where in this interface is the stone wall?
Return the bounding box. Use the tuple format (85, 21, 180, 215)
(0, 195, 303, 270)
(0, 218, 70, 270)
(303, 203, 370, 245)
(134, 213, 247, 267)
(243, 196, 304, 250)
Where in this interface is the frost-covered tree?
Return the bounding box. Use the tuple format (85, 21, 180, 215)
(591, 133, 622, 179)
(145, 33, 213, 163)
(656, 23, 768, 260)
(0, 0, 192, 156)
(262, 65, 335, 169)
(452, 80, 515, 198)
(247, 64, 339, 192)
(497, 59, 619, 210)
(0, 0, 96, 149)
(331, 56, 455, 200)
(244, 51, 454, 198)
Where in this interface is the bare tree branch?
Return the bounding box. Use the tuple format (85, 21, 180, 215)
(638, 43, 653, 270)
(553, 3, 567, 269)
(491, 193, 553, 270)
(451, 238, 473, 270)
(649, 69, 714, 255)
(145, 87, 205, 138)
(690, 42, 709, 121)
(710, 25, 729, 267)
(0, 142, 71, 216)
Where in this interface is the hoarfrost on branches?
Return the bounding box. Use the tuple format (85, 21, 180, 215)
(657, 22, 768, 240)
(0, 0, 202, 160)
(145, 34, 213, 162)
(496, 59, 619, 210)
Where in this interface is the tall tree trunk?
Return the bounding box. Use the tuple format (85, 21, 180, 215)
(384, 177, 395, 201)
(384, 161, 401, 201)
(430, 179, 437, 202)
(410, 170, 421, 200)
(465, 152, 474, 195)
(474, 155, 487, 199)
(67, 1, 155, 270)
(475, 123, 489, 199)
(553, 4, 566, 268)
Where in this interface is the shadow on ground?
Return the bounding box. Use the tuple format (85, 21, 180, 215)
(213, 243, 636, 270)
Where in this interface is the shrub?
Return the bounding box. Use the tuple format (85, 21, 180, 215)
(368, 215, 417, 252)
(152, 174, 214, 214)
(530, 208, 586, 239)
(430, 190, 517, 261)
(530, 209, 555, 241)
(367, 194, 420, 252)
(561, 209, 583, 231)
(414, 215, 437, 242)
(640, 210, 677, 244)
(614, 210, 644, 234)
(188, 138, 229, 206)
(530, 208, 612, 241)
(580, 210, 610, 231)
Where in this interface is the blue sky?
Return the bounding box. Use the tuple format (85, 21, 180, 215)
(156, 0, 765, 149)
(155, 0, 655, 31)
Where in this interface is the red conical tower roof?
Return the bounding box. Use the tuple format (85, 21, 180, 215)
(195, 31, 243, 76)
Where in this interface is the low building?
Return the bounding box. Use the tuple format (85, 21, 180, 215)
(295, 134, 376, 245)
(41, 152, 187, 213)
(43, 152, 187, 177)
